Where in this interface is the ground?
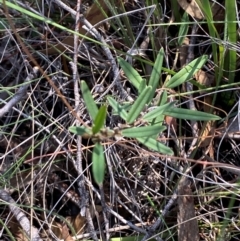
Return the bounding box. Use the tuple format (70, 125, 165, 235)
(0, 0, 240, 241)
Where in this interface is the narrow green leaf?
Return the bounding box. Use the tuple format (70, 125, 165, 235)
(107, 96, 128, 120)
(92, 106, 107, 134)
(138, 79, 147, 95)
(170, 0, 181, 22)
(81, 81, 98, 121)
(69, 126, 92, 136)
(122, 125, 166, 138)
(178, 13, 189, 46)
(127, 86, 152, 124)
(0, 0, 100, 45)
(148, 48, 164, 101)
(196, 0, 219, 66)
(92, 143, 106, 185)
(137, 137, 173, 155)
(157, 90, 168, 106)
(152, 91, 169, 125)
(165, 55, 208, 88)
(111, 102, 132, 115)
(143, 102, 176, 121)
(225, 0, 237, 84)
(163, 107, 221, 121)
(117, 57, 143, 90)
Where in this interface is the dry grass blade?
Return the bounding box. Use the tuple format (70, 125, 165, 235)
(177, 0, 204, 19)
(177, 177, 199, 241)
(2, 0, 240, 240)
(43, 0, 116, 55)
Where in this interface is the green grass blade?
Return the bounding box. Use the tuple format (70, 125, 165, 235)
(178, 12, 189, 46)
(165, 55, 208, 88)
(117, 1, 135, 44)
(69, 126, 92, 136)
(152, 90, 169, 126)
(92, 143, 106, 185)
(107, 96, 128, 121)
(225, 0, 237, 84)
(122, 125, 166, 138)
(92, 106, 107, 134)
(81, 80, 98, 121)
(117, 57, 143, 90)
(196, 0, 219, 66)
(148, 48, 164, 101)
(138, 79, 147, 95)
(163, 107, 220, 121)
(142, 102, 176, 121)
(137, 137, 173, 155)
(157, 90, 168, 106)
(170, 0, 181, 23)
(127, 86, 152, 124)
(0, 0, 99, 44)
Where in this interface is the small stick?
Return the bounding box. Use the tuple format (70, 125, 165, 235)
(79, 14, 133, 101)
(0, 189, 43, 241)
(185, 23, 199, 157)
(0, 66, 39, 118)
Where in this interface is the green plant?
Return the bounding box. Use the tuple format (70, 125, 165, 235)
(69, 48, 220, 185)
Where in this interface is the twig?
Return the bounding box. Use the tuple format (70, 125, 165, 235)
(99, 183, 110, 241)
(79, 14, 133, 101)
(0, 96, 91, 237)
(84, 177, 147, 234)
(106, 206, 147, 234)
(139, 30, 152, 76)
(105, 147, 116, 207)
(2, 0, 87, 128)
(70, 1, 98, 240)
(15, 0, 48, 17)
(140, 192, 178, 241)
(71, 0, 84, 217)
(0, 100, 73, 164)
(0, 189, 43, 241)
(59, 222, 150, 241)
(51, 0, 76, 17)
(0, 66, 39, 118)
(216, 98, 239, 160)
(85, 205, 99, 241)
(44, 155, 148, 236)
(116, 198, 143, 223)
(126, 5, 155, 64)
(185, 23, 199, 157)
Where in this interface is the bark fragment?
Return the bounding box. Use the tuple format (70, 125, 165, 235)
(178, 177, 199, 241)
